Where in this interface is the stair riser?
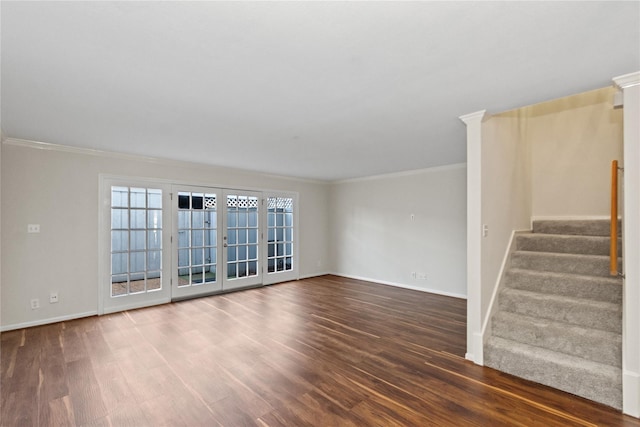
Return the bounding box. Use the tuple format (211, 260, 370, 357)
(491, 316, 621, 367)
(511, 253, 619, 278)
(504, 271, 622, 304)
(533, 220, 620, 237)
(516, 235, 620, 256)
(484, 345, 621, 409)
(499, 292, 621, 333)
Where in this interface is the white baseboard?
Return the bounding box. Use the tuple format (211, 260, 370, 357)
(0, 311, 98, 332)
(624, 370, 640, 418)
(328, 272, 467, 299)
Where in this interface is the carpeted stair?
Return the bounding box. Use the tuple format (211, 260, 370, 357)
(484, 219, 622, 409)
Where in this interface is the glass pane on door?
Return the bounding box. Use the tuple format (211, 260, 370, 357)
(267, 197, 294, 273)
(177, 191, 218, 287)
(110, 186, 163, 297)
(225, 194, 260, 281)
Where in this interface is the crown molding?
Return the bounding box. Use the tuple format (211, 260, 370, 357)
(613, 71, 640, 89)
(3, 137, 161, 162)
(459, 110, 490, 125)
(1, 137, 329, 185)
(332, 162, 466, 185)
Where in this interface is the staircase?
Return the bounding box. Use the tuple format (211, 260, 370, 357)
(484, 219, 623, 409)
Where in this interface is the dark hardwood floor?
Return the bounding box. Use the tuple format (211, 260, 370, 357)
(1, 275, 638, 426)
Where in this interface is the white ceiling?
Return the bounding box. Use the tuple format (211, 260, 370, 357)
(2, 1, 639, 181)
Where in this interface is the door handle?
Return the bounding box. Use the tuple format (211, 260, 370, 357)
(223, 243, 228, 247)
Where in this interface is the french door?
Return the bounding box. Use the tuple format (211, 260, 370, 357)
(263, 194, 297, 285)
(101, 179, 172, 314)
(102, 178, 297, 313)
(172, 186, 223, 299)
(221, 190, 263, 291)
(171, 186, 263, 299)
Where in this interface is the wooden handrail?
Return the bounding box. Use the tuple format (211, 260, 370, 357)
(610, 160, 618, 276)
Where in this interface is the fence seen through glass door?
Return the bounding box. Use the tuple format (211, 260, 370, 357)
(177, 191, 218, 287)
(110, 186, 163, 296)
(267, 197, 294, 273)
(225, 194, 260, 280)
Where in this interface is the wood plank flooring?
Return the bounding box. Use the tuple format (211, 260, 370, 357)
(2, 275, 638, 426)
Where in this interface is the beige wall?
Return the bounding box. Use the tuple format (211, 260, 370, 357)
(480, 113, 532, 323)
(1, 141, 330, 329)
(481, 86, 622, 318)
(486, 86, 622, 220)
(473, 86, 621, 358)
(330, 164, 467, 298)
(527, 87, 623, 218)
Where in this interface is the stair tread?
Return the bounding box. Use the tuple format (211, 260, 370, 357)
(501, 287, 620, 310)
(513, 251, 613, 260)
(499, 287, 621, 333)
(485, 336, 622, 409)
(492, 310, 622, 367)
(505, 268, 622, 304)
(520, 233, 611, 240)
(493, 310, 622, 339)
(516, 233, 617, 257)
(532, 219, 618, 237)
(486, 336, 621, 377)
(507, 268, 622, 284)
(511, 250, 619, 278)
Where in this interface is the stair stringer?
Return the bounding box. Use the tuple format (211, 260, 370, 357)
(479, 229, 531, 365)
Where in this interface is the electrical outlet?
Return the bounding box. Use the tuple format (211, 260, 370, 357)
(31, 298, 40, 309)
(417, 273, 428, 280)
(411, 272, 417, 279)
(27, 224, 40, 233)
(50, 292, 59, 304)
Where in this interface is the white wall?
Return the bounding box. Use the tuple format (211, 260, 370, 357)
(1, 140, 330, 330)
(528, 87, 623, 218)
(329, 164, 467, 298)
(2, 139, 467, 331)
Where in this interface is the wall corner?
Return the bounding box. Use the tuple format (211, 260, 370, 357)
(459, 109, 489, 365)
(613, 71, 640, 418)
